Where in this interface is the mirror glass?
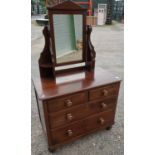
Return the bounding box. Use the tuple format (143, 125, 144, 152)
(53, 14, 83, 64)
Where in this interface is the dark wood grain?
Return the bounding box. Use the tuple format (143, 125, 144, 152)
(50, 109, 115, 145)
(38, 26, 55, 79)
(46, 92, 88, 113)
(32, 67, 121, 100)
(48, 96, 117, 129)
(89, 83, 120, 101)
(86, 25, 96, 71)
(49, 120, 114, 150)
(33, 67, 121, 151)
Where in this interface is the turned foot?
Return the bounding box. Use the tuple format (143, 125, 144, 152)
(106, 126, 112, 130)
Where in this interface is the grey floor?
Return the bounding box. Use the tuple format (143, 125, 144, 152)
(31, 19, 124, 155)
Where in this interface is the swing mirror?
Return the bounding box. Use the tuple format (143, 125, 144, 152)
(38, 1, 96, 79)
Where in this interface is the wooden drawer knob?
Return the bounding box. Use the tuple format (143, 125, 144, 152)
(65, 99, 73, 107)
(66, 113, 73, 121)
(67, 130, 73, 137)
(102, 89, 108, 96)
(101, 102, 107, 109)
(99, 117, 105, 125)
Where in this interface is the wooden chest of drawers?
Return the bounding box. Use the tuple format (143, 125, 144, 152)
(33, 68, 121, 152)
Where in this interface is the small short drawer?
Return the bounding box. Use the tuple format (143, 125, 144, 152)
(49, 97, 117, 129)
(89, 83, 120, 101)
(47, 92, 88, 113)
(50, 109, 115, 145)
(88, 97, 117, 113)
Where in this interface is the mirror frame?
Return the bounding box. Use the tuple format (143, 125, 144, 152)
(51, 13, 85, 66)
(47, 1, 87, 67)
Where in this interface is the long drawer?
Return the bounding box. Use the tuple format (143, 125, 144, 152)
(50, 109, 115, 145)
(46, 92, 88, 113)
(48, 97, 117, 129)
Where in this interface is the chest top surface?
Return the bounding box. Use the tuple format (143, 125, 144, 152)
(32, 67, 121, 100)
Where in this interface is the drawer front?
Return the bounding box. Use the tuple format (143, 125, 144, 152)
(49, 104, 87, 129)
(51, 109, 115, 145)
(49, 97, 117, 129)
(51, 120, 85, 145)
(84, 109, 115, 131)
(88, 97, 117, 115)
(89, 83, 120, 101)
(47, 92, 88, 113)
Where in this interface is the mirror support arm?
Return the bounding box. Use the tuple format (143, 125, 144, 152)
(86, 25, 96, 71)
(38, 26, 56, 79)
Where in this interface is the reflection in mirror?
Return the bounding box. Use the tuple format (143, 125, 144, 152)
(53, 14, 83, 64)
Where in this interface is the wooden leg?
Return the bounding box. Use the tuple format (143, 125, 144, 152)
(106, 126, 112, 130)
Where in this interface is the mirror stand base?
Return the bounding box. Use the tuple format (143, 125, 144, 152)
(39, 65, 55, 79)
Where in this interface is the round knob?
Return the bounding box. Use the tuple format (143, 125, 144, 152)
(99, 117, 105, 125)
(102, 89, 108, 96)
(66, 113, 73, 121)
(67, 130, 73, 137)
(101, 102, 107, 109)
(65, 100, 73, 107)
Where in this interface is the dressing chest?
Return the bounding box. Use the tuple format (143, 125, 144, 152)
(32, 1, 121, 152)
